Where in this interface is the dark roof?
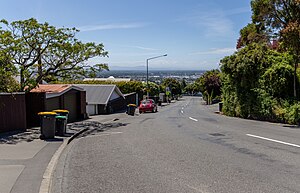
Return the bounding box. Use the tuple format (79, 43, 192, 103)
(75, 84, 124, 105)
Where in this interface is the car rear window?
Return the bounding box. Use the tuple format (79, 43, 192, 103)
(141, 100, 152, 104)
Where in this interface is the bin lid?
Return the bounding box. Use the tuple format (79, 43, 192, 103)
(127, 104, 136, 107)
(53, 109, 69, 113)
(38, 112, 57, 116)
(55, 115, 67, 120)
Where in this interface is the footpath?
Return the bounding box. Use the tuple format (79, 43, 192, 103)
(0, 127, 64, 193)
(0, 111, 130, 193)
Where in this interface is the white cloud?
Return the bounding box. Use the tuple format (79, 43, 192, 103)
(223, 7, 251, 16)
(189, 48, 236, 55)
(131, 46, 158, 51)
(178, 6, 250, 37)
(79, 23, 146, 32)
(114, 44, 159, 51)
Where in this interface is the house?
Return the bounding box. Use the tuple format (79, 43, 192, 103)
(83, 76, 131, 82)
(75, 84, 126, 115)
(124, 92, 139, 106)
(29, 84, 87, 125)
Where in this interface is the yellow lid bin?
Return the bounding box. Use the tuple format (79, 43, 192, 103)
(53, 109, 69, 117)
(38, 112, 57, 139)
(38, 112, 57, 116)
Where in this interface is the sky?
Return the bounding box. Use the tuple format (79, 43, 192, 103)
(0, 0, 252, 70)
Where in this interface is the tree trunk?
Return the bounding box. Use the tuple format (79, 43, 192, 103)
(294, 62, 297, 98)
(20, 68, 25, 92)
(38, 47, 43, 84)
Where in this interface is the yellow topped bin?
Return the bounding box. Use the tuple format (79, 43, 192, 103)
(38, 112, 57, 139)
(126, 104, 136, 116)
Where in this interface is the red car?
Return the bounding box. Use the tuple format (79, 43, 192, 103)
(139, 99, 158, 113)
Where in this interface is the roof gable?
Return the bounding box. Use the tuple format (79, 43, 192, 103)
(30, 84, 84, 98)
(75, 84, 124, 105)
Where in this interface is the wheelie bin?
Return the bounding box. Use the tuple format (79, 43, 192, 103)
(55, 115, 67, 136)
(53, 109, 69, 121)
(126, 104, 136, 116)
(38, 112, 57, 139)
(53, 110, 69, 136)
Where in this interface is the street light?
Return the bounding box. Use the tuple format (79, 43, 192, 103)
(146, 54, 167, 98)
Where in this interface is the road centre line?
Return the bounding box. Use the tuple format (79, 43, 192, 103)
(189, 117, 198, 122)
(181, 110, 184, 114)
(247, 134, 300, 148)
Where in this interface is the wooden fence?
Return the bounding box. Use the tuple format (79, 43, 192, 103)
(0, 93, 27, 133)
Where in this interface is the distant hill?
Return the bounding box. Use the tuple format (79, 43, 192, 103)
(108, 66, 206, 71)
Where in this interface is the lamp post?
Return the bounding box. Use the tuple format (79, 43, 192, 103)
(146, 54, 167, 98)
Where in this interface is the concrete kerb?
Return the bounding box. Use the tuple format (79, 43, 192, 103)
(41, 117, 122, 193)
(39, 126, 89, 193)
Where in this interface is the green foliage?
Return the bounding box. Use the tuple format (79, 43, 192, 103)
(196, 69, 221, 104)
(143, 82, 160, 96)
(237, 23, 268, 49)
(184, 82, 201, 95)
(0, 18, 108, 92)
(162, 78, 182, 96)
(222, 1, 300, 124)
(0, 53, 19, 92)
(260, 54, 294, 98)
(250, 0, 300, 55)
(221, 42, 299, 123)
(284, 102, 300, 124)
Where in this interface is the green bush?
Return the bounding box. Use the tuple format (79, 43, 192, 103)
(284, 102, 300, 125)
(220, 43, 299, 124)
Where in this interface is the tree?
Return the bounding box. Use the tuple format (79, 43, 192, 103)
(196, 69, 221, 104)
(220, 43, 295, 119)
(161, 78, 182, 97)
(249, 0, 300, 97)
(184, 83, 201, 95)
(143, 82, 160, 96)
(237, 23, 268, 49)
(0, 53, 19, 92)
(0, 18, 108, 92)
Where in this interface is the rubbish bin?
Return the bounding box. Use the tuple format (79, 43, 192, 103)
(38, 112, 57, 139)
(126, 104, 136, 116)
(53, 109, 69, 121)
(158, 100, 162, 106)
(55, 115, 67, 136)
(219, 102, 223, 112)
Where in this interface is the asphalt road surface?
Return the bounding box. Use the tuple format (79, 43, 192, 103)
(52, 96, 300, 193)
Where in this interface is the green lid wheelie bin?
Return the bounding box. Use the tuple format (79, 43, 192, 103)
(55, 115, 67, 136)
(53, 109, 69, 121)
(38, 112, 57, 139)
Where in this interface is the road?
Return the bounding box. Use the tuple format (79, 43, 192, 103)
(52, 96, 300, 193)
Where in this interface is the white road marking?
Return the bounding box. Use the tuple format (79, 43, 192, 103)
(186, 184, 208, 193)
(247, 134, 300, 148)
(102, 132, 123, 134)
(189, 117, 198, 122)
(181, 110, 184, 114)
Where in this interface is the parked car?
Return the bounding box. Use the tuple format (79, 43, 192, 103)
(139, 99, 157, 113)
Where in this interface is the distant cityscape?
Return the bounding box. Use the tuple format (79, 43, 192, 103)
(98, 70, 206, 84)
